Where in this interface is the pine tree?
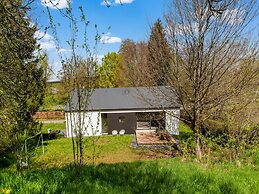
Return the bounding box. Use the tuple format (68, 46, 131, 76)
(147, 19, 171, 86)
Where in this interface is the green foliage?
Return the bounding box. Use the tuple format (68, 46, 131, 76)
(0, 0, 46, 172)
(1, 158, 258, 194)
(39, 82, 66, 111)
(178, 121, 193, 140)
(97, 52, 120, 88)
(179, 126, 259, 164)
(177, 121, 259, 165)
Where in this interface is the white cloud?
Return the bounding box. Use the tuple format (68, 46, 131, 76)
(100, 33, 122, 44)
(58, 48, 71, 53)
(101, 0, 134, 6)
(115, 0, 134, 4)
(34, 31, 56, 50)
(35, 31, 70, 52)
(41, 0, 70, 9)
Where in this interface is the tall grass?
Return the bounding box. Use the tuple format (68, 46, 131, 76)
(1, 158, 258, 194)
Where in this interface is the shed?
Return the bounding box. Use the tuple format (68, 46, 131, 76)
(65, 86, 180, 137)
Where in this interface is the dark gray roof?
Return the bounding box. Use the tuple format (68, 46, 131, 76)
(65, 86, 180, 112)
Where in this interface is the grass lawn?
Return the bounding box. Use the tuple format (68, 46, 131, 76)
(31, 135, 148, 169)
(1, 123, 258, 193)
(40, 122, 66, 133)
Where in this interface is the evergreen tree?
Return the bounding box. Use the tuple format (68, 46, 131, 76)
(147, 19, 171, 86)
(0, 0, 46, 173)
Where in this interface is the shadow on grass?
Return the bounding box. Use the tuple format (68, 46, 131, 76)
(1, 159, 252, 194)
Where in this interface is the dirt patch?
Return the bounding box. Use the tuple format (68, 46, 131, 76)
(136, 130, 176, 145)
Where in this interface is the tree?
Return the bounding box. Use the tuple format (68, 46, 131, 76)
(163, 0, 258, 159)
(97, 52, 120, 88)
(119, 39, 151, 87)
(147, 19, 172, 86)
(60, 56, 97, 165)
(46, 3, 99, 166)
(0, 0, 46, 173)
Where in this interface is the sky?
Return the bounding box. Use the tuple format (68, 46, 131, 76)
(30, 0, 171, 80)
(30, 0, 259, 81)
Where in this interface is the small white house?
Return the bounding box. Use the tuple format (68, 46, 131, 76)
(65, 86, 180, 137)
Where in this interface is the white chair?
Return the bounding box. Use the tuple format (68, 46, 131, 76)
(119, 129, 125, 135)
(112, 130, 118, 135)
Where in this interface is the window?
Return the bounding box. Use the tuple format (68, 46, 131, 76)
(118, 116, 125, 123)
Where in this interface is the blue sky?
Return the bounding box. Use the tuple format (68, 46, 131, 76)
(31, 0, 259, 80)
(31, 0, 170, 80)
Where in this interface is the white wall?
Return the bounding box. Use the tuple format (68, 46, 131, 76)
(65, 112, 102, 138)
(165, 109, 180, 135)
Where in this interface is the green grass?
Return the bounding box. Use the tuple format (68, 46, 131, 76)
(30, 135, 148, 169)
(1, 123, 258, 193)
(35, 122, 192, 168)
(178, 121, 193, 140)
(1, 158, 258, 194)
(40, 122, 66, 133)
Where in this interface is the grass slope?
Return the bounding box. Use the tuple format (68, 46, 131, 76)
(1, 158, 258, 194)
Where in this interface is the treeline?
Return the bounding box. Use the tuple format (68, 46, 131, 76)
(96, 19, 170, 88)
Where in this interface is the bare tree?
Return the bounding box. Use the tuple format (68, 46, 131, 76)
(61, 57, 97, 165)
(44, 2, 100, 166)
(162, 0, 259, 159)
(119, 39, 152, 87)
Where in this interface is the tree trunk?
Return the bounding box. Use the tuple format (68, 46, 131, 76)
(16, 152, 22, 176)
(79, 133, 83, 165)
(76, 139, 79, 164)
(196, 133, 202, 160)
(193, 111, 203, 160)
(69, 112, 76, 165)
(71, 135, 76, 165)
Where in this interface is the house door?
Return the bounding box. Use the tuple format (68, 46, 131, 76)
(107, 113, 136, 135)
